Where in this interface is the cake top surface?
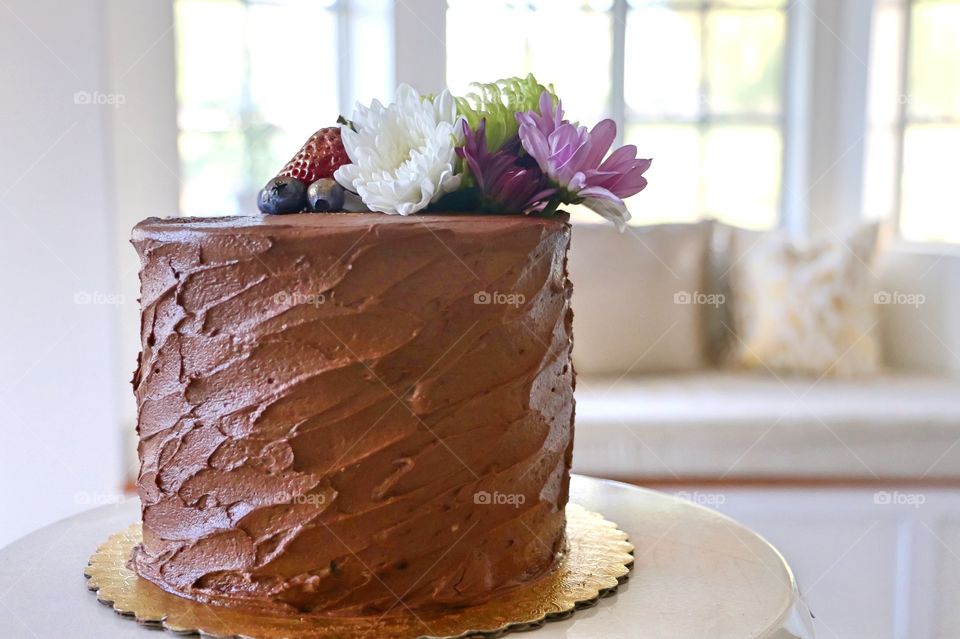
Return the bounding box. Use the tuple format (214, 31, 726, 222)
(133, 212, 568, 240)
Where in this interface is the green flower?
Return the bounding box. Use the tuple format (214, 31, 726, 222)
(455, 74, 556, 153)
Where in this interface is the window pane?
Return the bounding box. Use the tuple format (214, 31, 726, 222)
(908, 1, 960, 119)
(625, 8, 701, 118)
(446, 1, 613, 124)
(900, 125, 960, 243)
(247, 3, 339, 131)
(702, 125, 780, 229)
(175, 0, 356, 217)
(351, 0, 394, 106)
(179, 131, 246, 215)
(705, 10, 784, 116)
(624, 124, 700, 224)
(175, 0, 246, 132)
(446, 2, 527, 96)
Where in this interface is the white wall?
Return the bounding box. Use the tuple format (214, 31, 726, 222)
(0, 0, 178, 548)
(103, 0, 181, 472)
(0, 0, 441, 546)
(879, 246, 960, 376)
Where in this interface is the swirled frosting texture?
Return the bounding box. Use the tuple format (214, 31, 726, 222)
(129, 213, 575, 616)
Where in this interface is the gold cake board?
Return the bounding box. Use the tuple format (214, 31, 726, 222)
(85, 503, 633, 639)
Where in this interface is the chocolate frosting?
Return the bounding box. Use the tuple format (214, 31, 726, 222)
(129, 213, 575, 616)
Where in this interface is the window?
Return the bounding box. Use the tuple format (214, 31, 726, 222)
(172, 0, 956, 240)
(446, 0, 789, 228)
(174, 0, 392, 217)
(446, 0, 614, 126)
(864, 0, 960, 243)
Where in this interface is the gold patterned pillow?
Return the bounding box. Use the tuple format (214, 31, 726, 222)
(726, 224, 881, 377)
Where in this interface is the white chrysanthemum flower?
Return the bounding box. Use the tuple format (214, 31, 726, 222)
(334, 85, 464, 215)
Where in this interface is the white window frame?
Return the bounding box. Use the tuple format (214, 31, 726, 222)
(791, 0, 874, 237)
(105, 0, 946, 245)
(394, 0, 879, 238)
(882, 0, 960, 250)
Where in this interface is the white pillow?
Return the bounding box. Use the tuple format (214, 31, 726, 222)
(725, 223, 882, 377)
(569, 221, 713, 376)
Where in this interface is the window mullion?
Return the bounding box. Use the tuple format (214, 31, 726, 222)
(782, 0, 813, 235)
(394, 0, 448, 94)
(892, 0, 913, 237)
(335, 0, 352, 116)
(800, 0, 874, 236)
(611, 0, 628, 146)
(698, 0, 709, 220)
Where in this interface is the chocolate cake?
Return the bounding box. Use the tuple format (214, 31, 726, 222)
(129, 213, 575, 615)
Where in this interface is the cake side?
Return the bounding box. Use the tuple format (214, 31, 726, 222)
(129, 212, 574, 615)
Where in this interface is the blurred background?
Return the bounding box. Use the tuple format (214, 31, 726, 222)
(1, 1, 959, 637)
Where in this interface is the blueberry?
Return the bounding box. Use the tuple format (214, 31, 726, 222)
(258, 176, 307, 215)
(307, 178, 346, 212)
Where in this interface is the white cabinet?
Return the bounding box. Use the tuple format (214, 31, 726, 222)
(661, 487, 960, 639)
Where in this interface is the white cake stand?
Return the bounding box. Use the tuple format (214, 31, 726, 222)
(0, 475, 814, 639)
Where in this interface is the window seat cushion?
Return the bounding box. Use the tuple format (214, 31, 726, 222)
(573, 371, 960, 480)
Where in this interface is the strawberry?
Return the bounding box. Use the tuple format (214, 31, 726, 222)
(278, 127, 350, 185)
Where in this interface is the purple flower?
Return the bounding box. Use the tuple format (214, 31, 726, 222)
(456, 118, 556, 214)
(516, 91, 652, 228)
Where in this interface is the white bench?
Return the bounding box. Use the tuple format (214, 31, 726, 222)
(573, 371, 960, 480)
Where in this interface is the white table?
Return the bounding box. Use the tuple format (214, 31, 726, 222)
(0, 475, 814, 639)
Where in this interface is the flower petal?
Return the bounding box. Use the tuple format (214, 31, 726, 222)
(580, 119, 617, 169)
(335, 86, 463, 215)
(581, 195, 631, 231)
(519, 124, 552, 174)
(605, 167, 650, 199)
(461, 117, 553, 213)
(598, 145, 640, 173)
(578, 185, 620, 202)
